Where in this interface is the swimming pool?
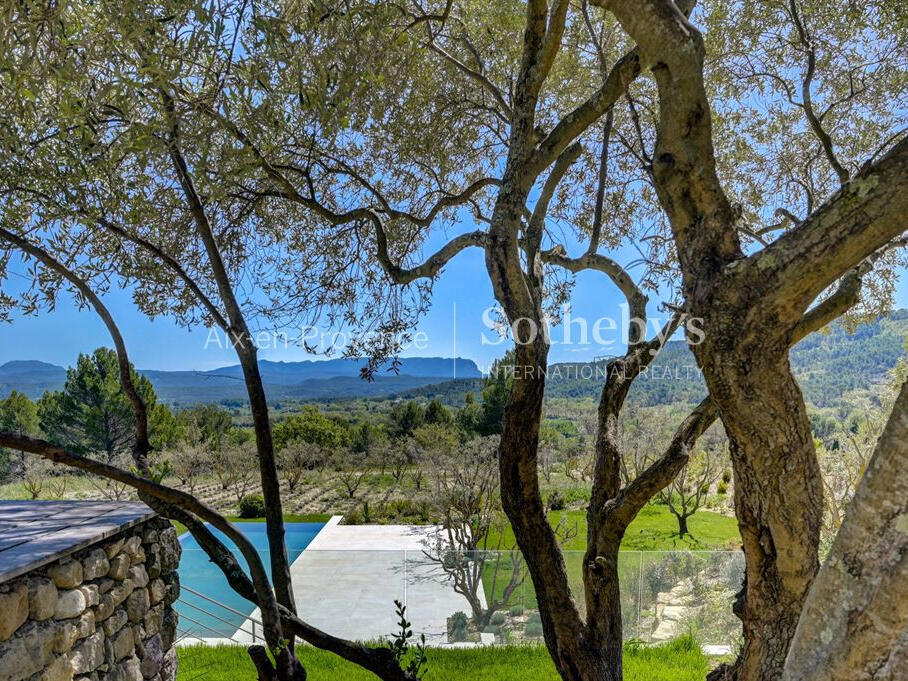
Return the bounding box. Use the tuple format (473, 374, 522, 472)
(176, 522, 325, 638)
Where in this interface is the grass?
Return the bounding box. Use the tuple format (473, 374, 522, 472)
(171, 513, 333, 537)
(481, 505, 740, 611)
(618, 505, 740, 551)
(0, 474, 116, 500)
(177, 635, 708, 681)
(489, 505, 740, 552)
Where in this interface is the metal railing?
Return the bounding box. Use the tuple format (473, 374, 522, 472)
(176, 584, 264, 643)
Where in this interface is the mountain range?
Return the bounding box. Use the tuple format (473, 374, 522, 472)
(2, 311, 906, 409)
(397, 311, 908, 409)
(0, 357, 481, 406)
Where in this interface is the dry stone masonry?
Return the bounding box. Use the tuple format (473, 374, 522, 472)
(0, 502, 181, 681)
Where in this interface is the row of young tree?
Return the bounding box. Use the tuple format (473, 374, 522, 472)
(0, 1, 906, 680)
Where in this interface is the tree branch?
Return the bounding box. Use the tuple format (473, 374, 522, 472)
(162, 91, 297, 621)
(590, 112, 614, 253)
(600, 263, 869, 529)
(540, 248, 648, 341)
(0, 432, 287, 651)
(424, 41, 512, 121)
(0, 226, 151, 471)
(526, 142, 582, 256)
(317, 155, 499, 229)
(193, 99, 492, 284)
(92, 216, 230, 332)
(532, 0, 696, 177)
(596, 0, 740, 273)
(531, 48, 640, 177)
(788, 0, 850, 185)
(746, 136, 908, 314)
(790, 268, 864, 344)
(374, 226, 487, 285)
(612, 397, 719, 527)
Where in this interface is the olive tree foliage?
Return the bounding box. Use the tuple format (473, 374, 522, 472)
(0, 3, 426, 679)
(227, 2, 906, 680)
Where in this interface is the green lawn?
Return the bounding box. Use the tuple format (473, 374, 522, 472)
(488, 505, 740, 551)
(617, 505, 740, 551)
(481, 505, 741, 611)
(177, 635, 708, 681)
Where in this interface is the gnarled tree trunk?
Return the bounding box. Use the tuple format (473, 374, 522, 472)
(581, 538, 624, 681)
(696, 310, 821, 681)
(782, 378, 908, 681)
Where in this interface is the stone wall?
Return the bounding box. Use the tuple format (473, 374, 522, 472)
(0, 517, 180, 681)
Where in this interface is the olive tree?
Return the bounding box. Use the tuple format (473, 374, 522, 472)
(200, 3, 905, 678)
(593, 3, 906, 678)
(0, 2, 423, 679)
(422, 436, 528, 629)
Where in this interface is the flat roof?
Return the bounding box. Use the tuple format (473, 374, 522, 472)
(0, 500, 156, 583)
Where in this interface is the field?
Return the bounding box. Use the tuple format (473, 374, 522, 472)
(177, 635, 709, 681)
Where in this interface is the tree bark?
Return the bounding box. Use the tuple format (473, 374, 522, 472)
(782, 378, 908, 681)
(249, 645, 308, 681)
(678, 515, 689, 537)
(698, 306, 822, 681)
(581, 541, 623, 681)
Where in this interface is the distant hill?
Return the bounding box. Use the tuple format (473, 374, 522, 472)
(0, 360, 66, 397)
(395, 311, 908, 409)
(0, 356, 481, 407)
(3, 313, 906, 409)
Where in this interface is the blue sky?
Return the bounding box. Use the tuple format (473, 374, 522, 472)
(1, 242, 906, 373)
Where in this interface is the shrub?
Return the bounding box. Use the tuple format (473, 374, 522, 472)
(342, 509, 364, 525)
(384, 498, 431, 522)
(450, 612, 469, 629)
(490, 611, 506, 626)
(524, 621, 543, 637)
(722, 469, 732, 484)
(450, 611, 469, 642)
(563, 488, 591, 505)
(482, 625, 500, 636)
(237, 494, 266, 518)
(547, 490, 565, 511)
(717, 481, 728, 495)
(508, 605, 524, 617)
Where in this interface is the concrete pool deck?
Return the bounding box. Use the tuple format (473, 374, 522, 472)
(227, 517, 484, 646)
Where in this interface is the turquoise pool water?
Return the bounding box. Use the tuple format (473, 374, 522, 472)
(176, 522, 324, 638)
